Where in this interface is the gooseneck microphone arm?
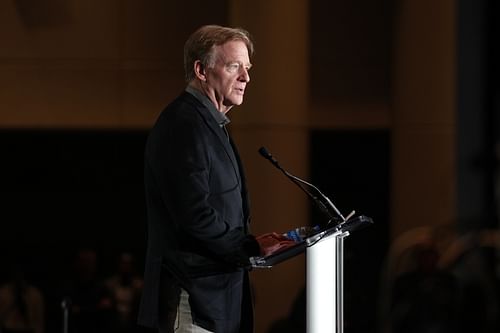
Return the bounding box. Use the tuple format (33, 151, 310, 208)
(258, 147, 347, 223)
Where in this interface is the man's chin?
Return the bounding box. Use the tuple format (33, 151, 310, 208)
(233, 97, 244, 106)
(226, 99, 244, 108)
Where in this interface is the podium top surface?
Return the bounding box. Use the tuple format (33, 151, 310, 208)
(250, 215, 373, 268)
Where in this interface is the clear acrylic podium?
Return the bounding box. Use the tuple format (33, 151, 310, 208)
(251, 215, 373, 333)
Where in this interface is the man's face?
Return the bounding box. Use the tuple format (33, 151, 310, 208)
(205, 40, 252, 112)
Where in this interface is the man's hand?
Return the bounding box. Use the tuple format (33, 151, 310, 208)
(256, 233, 297, 257)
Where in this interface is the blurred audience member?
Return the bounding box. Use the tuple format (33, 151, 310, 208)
(104, 252, 143, 333)
(453, 247, 500, 333)
(0, 264, 44, 333)
(390, 244, 458, 333)
(60, 248, 113, 333)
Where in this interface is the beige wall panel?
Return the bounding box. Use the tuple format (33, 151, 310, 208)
(309, 0, 392, 105)
(121, 0, 229, 59)
(391, 125, 456, 237)
(392, 0, 456, 125)
(390, 0, 456, 238)
(0, 1, 121, 59)
(122, 0, 185, 59)
(229, 0, 309, 126)
(0, 66, 121, 127)
(231, 62, 309, 126)
(0, 1, 232, 128)
(121, 66, 185, 127)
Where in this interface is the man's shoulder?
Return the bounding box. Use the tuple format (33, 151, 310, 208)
(160, 91, 206, 121)
(149, 92, 211, 137)
(168, 91, 203, 111)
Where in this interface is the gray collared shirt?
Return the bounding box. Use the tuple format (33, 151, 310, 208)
(185, 86, 230, 128)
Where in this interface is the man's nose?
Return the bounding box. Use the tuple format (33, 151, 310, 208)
(239, 68, 250, 82)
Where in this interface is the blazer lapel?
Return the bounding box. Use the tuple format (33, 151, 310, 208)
(229, 135, 252, 229)
(188, 96, 242, 183)
(183, 92, 251, 227)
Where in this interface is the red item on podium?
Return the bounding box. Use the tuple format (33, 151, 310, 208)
(256, 232, 297, 257)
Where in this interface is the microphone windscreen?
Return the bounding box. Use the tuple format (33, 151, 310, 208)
(258, 146, 271, 159)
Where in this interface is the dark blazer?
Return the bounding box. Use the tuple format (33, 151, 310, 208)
(138, 91, 257, 333)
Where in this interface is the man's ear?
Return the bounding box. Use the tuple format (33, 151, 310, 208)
(194, 60, 207, 82)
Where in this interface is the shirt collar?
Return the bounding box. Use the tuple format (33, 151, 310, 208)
(185, 86, 230, 127)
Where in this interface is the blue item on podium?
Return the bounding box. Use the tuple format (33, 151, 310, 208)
(250, 215, 372, 268)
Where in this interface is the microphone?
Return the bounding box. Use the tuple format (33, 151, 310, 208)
(258, 146, 347, 224)
(258, 147, 282, 171)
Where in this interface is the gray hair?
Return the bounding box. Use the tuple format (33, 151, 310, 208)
(183, 25, 254, 82)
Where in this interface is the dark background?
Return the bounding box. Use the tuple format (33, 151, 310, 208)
(0, 0, 499, 332)
(0, 129, 390, 332)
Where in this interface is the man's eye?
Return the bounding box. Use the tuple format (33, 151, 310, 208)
(227, 63, 240, 72)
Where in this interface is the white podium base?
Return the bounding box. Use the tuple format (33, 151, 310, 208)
(306, 231, 349, 333)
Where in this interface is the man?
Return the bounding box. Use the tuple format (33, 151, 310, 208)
(138, 25, 261, 333)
